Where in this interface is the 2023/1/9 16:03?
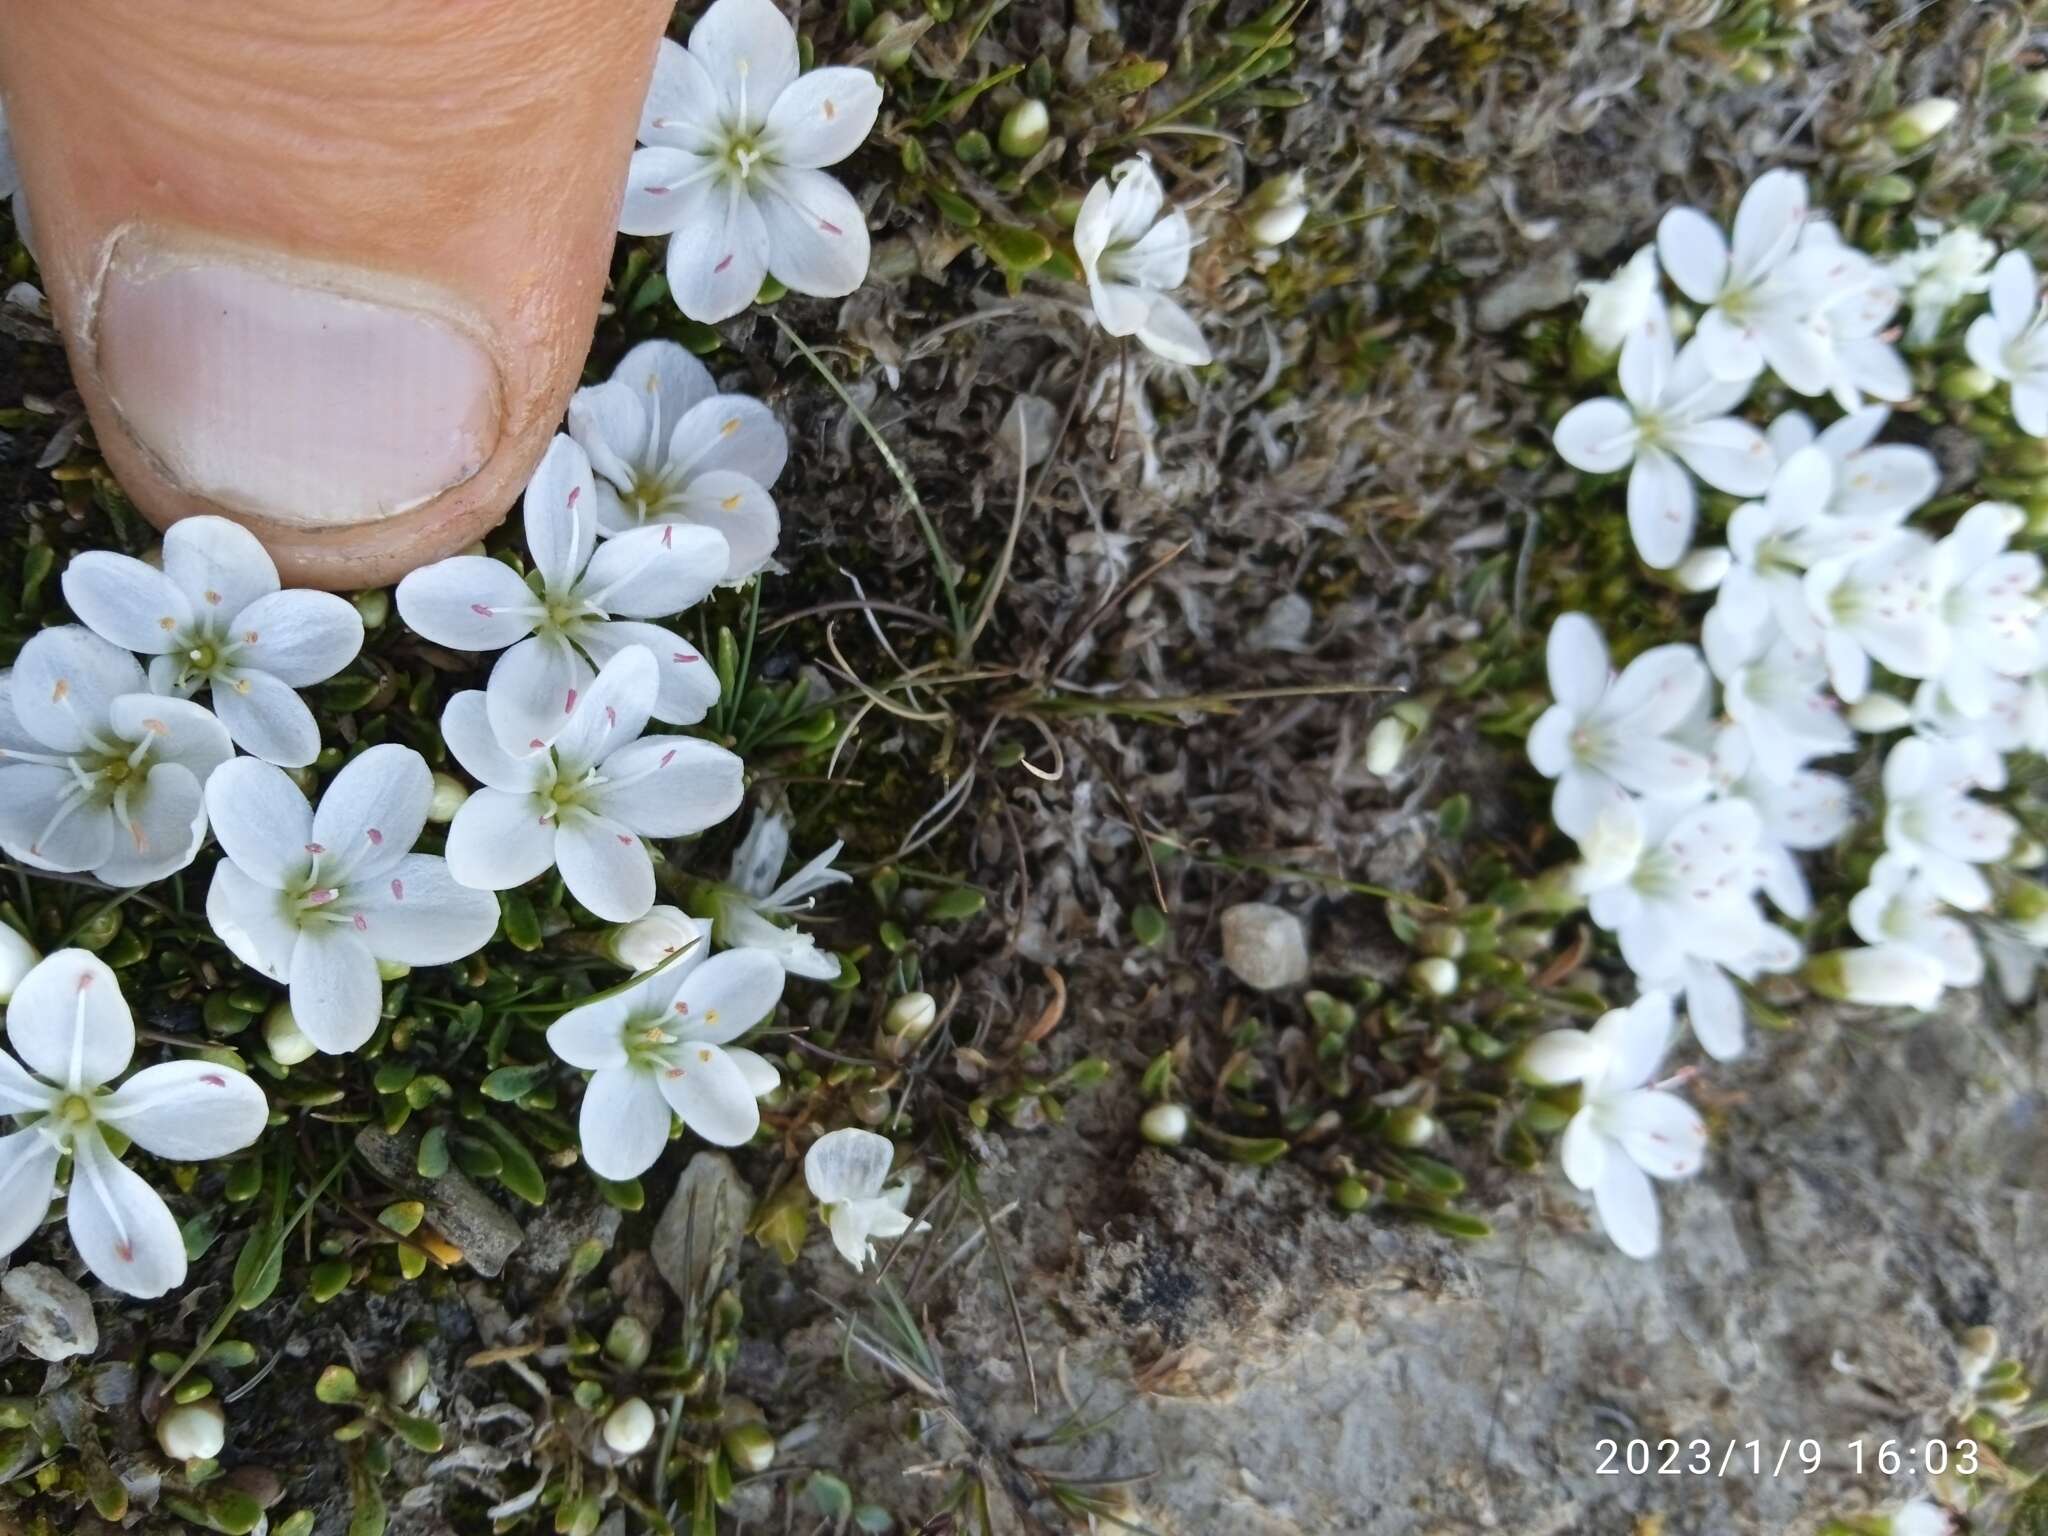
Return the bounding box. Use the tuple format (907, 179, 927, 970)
(1594, 1438, 1983, 1477)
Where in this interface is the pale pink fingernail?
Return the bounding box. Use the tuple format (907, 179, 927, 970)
(92, 230, 502, 529)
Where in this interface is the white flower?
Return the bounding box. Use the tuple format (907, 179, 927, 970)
(1553, 320, 1773, 568)
(1878, 736, 2016, 911)
(620, 0, 881, 323)
(1657, 169, 1824, 386)
(804, 1126, 923, 1270)
(1763, 408, 1939, 532)
(444, 646, 743, 923)
(1242, 171, 1308, 248)
(203, 745, 501, 1055)
(568, 339, 787, 580)
(1576, 246, 1662, 357)
(0, 950, 267, 1298)
(61, 516, 363, 767)
(1075, 159, 1211, 366)
(608, 904, 703, 972)
(1965, 250, 2048, 436)
(0, 926, 35, 1004)
(1888, 223, 1996, 345)
(546, 926, 784, 1178)
(1703, 620, 1852, 784)
(1578, 797, 1772, 984)
(0, 627, 233, 886)
(708, 807, 848, 979)
(1794, 221, 1909, 411)
(1708, 725, 1853, 921)
(1887, 1498, 1955, 1536)
(1646, 922, 1802, 1064)
(1526, 613, 1710, 838)
(1805, 944, 1945, 1010)
(1803, 530, 1947, 703)
(1928, 501, 2043, 718)
(1521, 992, 1705, 1259)
(1848, 855, 1983, 989)
(396, 435, 730, 750)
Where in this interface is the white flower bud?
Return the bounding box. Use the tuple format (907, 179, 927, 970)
(1673, 547, 1730, 593)
(157, 1399, 227, 1462)
(1408, 957, 1458, 997)
(606, 905, 699, 972)
(0, 925, 38, 1004)
(723, 1421, 777, 1474)
(603, 1397, 657, 1457)
(1243, 171, 1308, 247)
(1999, 876, 2048, 943)
(1364, 716, 1412, 776)
(883, 991, 938, 1038)
(1139, 1103, 1189, 1146)
(262, 1002, 317, 1067)
(386, 1347, 430, 1407)
(427, 772, 468, 824)
(1846, 693, 1913, 733)
(1804, 946, 1944, 1010)
(998, 99, 1049, 159)
(1886, 98, 1959, 152)
(1576, 246, 1660, 357)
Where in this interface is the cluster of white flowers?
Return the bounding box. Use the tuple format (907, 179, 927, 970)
(1530, 169, 2048, 1259)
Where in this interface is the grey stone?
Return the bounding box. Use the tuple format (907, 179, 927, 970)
(1, 1263, 96, 1361)
(1475, 247, 1581, 331)
(354, 1126, 524, 1278)
(1220, 902, 1311, 991)
(653, 1152, 754, 1307)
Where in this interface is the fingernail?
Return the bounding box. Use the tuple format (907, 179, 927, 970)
(92, 230, 502, 529)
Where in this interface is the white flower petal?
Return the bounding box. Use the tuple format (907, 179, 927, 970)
(757, 167, 870, 299)
(205, 861, 300, 980)
(394, 556, 541, 652)
(672, 472, 781, 579)
(552, 644, 660, 772)
(0, 1126, 60, 1261)
(1135, 294, 1212, 366)
(1683, 959, 1746, 1061)
(525, 435, 601, 598)
(1545, 612, 1610, 712)
(673, 948, 785, 1044)
(569, 378, 653, 488)
(288, 926, 383, 1055)
(1100, 160, 1165, 249)
(670, 395, 789, 487)
(578, 1066, 674, 1180)
(1608, 1088, 1707, 1180)
(487, 633, 595, 756)
(1552, 398, 1636, 475)
(580, 522, 729, 618)
(0, 1051, 56, 1115)
(556, 809, 656, 922)
(1086, 277, 1153, 338)
(234, 590, 364, 686)
(806, 1125, 894, 1202)
(1667, 418, 1774, 497)
(67, 1131, 187, 1298)
(664, 180, 771, 324)
(9, 627, 146, 753)
(1520, 1028, 1603, 1086)
(441, 691, 547, 793)
(620, 145, 713, 237)
(614, 338, 721, 448)
(723, 1044, 782, 1095)
(0, 771, 115, 874)
(655, 1043, 761, 1146)
(99, 1059, 269, 1159)
(6, 948, 132, 1090)
(350, 854, 501, 965)
(162, 515, 280, 622)
(446, 788, 560, 892)
(1559, 1110, 1606, 1190)
(1627, 447, 1697, 569)
(688, 0, 800, 129)
(548, 990, 641, 1070)
(1656, 207, 1730, 304)
(639, 36, 724, 150)
(576, 620, 723, 726)
(61, 552, 191, 654)
(589, 736, 745, 837)
(1729, 168, 1806, 283)
(92, 762, 208, 887)
(1591, 1148, 1660, 1258)
(1586, 991, 1675, 1096)
(1693, 307, 1764, 384)
(213, 666, 322, 768)
(1988, 250, 2037, 339)
(204, 757, 314, 888)
(828, 1202, 875, 1268)
(763, 66, 882, 169)
(312, 744, 429, 882)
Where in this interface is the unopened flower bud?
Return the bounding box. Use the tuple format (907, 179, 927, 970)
(1417, 923, 1466, 960)
(606, 905, 698, 973)
(724, 1420, 777, 1474)
(1408, 957, 1458, 998)
(998, 99, 1049, 159)
(1859, 174, 1916, 207)
(604, 1316, 653, 1371)
(1364, 716, 1413, 776)
(351, 588, 391, 630)
(1846, 693, 1913, 733)
(2012, 71, 2048, 112)
(1243, 171, 1308, 247)
(2010, 835, 2047, 871)
(0, 925, 37, 1004)
(1383, 1106, 1437, 1148)
(427, 772, 468, 824)
(1939, 363, 1997, 402)
(1139, 1102, 1189, 1146)
(1885, 98, 1960, 152)
(884, 990, 938, 1038)
(1958, 1325, 1999, 1388)
(1674, 547, 1730, 593)
(157, 1399, 227, 1461)
(1804, 946, 1944, 1009)
(862, 11, 915, 70)
(1998, 876, 2048, 942)
(603, 1397, 657, 1457)
(263, 1002, 317, 1067)
(1575, 246, 1659, 358)
(1332, 1176, 1371, 1212)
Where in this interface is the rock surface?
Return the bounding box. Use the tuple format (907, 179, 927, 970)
(354, 1127, 525, 1279)
(0, 1264, 96, 1362)
(1221, 902, 1312, 991)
